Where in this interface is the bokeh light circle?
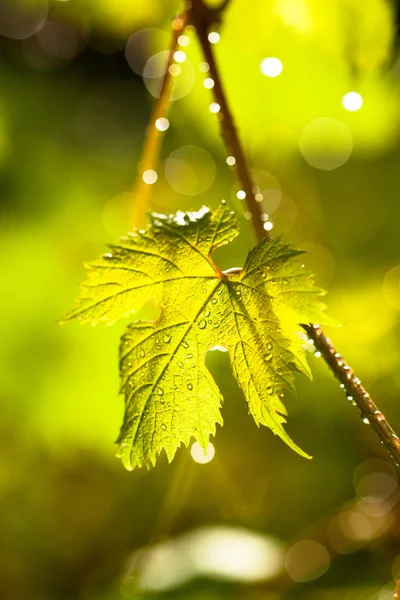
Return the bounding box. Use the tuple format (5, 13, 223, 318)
(0, 0, 48, 40)
(260, 57, 283, 77)
(191, 442, 215, 464)
(165, 145, 216, 195)
(299, 117, 353, 170)
(103, 192, 133, 238)
(143, 51, 195, 101)
(342, 91, 363, 112)
(285, 540, 330, 582)
(299, 243, 336, 286)
(383, 265, 400, 310)
(250, 169, 282, 215)
(125, 28, 169, 76)
(36, 19, 86, 61)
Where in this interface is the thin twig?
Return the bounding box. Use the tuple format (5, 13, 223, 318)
(131, 4, 190, 227)
(131, 0, 232, 228)
(193, 6, 267, 241)
(302, 324, 400, 466)
(191, 0, 400, 467)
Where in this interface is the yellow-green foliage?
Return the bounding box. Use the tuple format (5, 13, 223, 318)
(64, 204, 331, 469)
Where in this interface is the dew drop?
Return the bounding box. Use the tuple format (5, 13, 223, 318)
(183, 341, 189, 348)
(211, 297, 217, 304)
(158, 388, 164, 396)
(161, 424, 167, 431)
(205, 309, 211, 317)
(187, 383, 193, 390)
(264, 354, 273, 362)
(163, 334, 171, 343)
(362, 416, 370, 424)
(140, 350, 145, 358)
(186, 353, 193, 359)
(178, 361, 183, 368)
(198, 319, 207, 329)
(267, 343, 272, 351)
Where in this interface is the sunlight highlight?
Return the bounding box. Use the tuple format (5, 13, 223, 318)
(260, 57, 283, 77)
(155, 117, 169, 131)
(342, 92, 363, 112)
(173, 50, 186, 63)
(204, 77, 215, 89)
(209, 102, 221, 113)
(142, 169, 158, 184)
(191, 441, 215, 464)
(178, 34, 190, 47)
(188, 527, 285, 582)
(208, 32, 220, 44)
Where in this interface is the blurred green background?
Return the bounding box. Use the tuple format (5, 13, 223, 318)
(1, 0, 400, 598)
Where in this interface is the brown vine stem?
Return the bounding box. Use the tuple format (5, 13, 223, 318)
(131, 4, 190, 227)
(191, 0, 400, 468)
(193, 1, 267, 241)
(302, 325, 400, 466)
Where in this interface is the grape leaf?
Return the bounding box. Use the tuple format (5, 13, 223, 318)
(63, 203, 331, 470)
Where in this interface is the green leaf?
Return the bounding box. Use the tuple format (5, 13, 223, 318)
(63, 203, 331, 470)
